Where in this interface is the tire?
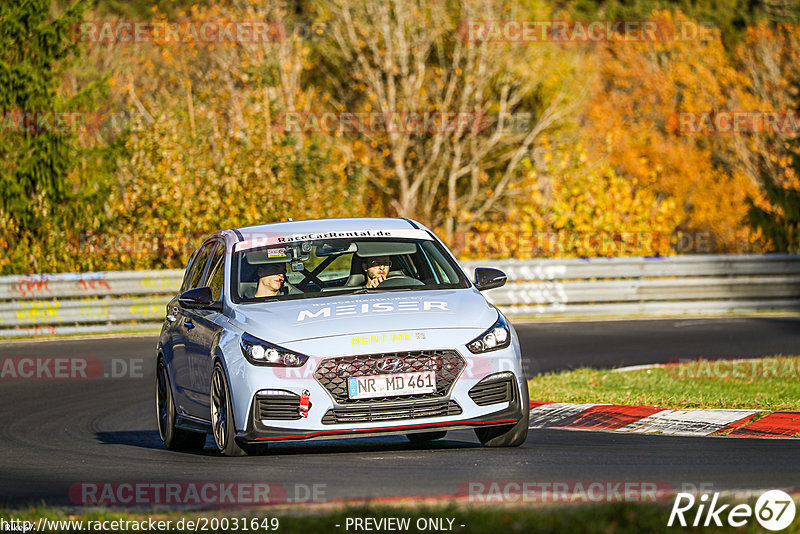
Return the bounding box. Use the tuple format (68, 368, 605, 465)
(156, 358, 207, 451)
(474, 376, 530, 447)
(406, 431, 447, 443)
(211, 362, 268, 456)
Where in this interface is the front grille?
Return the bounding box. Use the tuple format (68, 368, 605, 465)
(468, 374, 514, 406)
(255, 392, 301, 420)
(322, 399, 462, 424)
(313, 350, 466, 404)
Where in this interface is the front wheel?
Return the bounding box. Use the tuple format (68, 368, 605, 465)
(156, 358, 206, 451)
(211, 363, 268, 456)
(474, 377, 530, 447)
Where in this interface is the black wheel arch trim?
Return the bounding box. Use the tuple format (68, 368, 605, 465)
(175, 413, 212, 433)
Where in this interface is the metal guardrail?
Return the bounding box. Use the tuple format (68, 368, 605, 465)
(1, 255, 799, 337)
(461, 254, 800, 318)
(0, 270, 183, 337)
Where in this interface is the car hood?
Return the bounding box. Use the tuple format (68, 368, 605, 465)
(228, 288, 497, 345)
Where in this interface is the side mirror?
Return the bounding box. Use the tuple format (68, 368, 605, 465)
(474, 267, 507, 291)
(179, 286, 223, 311)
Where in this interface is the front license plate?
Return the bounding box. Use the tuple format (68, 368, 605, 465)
(348, 371, 436, 399)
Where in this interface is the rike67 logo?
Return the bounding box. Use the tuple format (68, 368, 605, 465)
(668, 490, 796, 530)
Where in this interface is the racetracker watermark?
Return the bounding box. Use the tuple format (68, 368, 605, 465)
(4, 517, 281, 532)
(72, 21, 285, 44)
(666, 357, 800, 380)
(273, 111, 493, 135)
(273, 111, 538, 135)
(668, 490, 796, 530)
(456, 480, 673, 503)
(454, 230, 717, 257)
(76, 231, 205, 258)
(77, 230, 416, 258)
(0, 358, 144, 380)
(272, 351, 498, 380)
(457, 20, 714, 42)
(70, 482, 326, 506)
(71, 230, 718, 259)
(8, 271, 170, 300)
(0, 109, 150, 136)
(673, 111, 800, 135)
(0, 111, 107, 135)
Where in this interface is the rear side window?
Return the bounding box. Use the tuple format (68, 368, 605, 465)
(187, 242, 215, 290)
(206, 243, 226, 301)
(180, 249, 200, 292)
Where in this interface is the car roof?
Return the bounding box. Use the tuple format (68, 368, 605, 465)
(228, 217, 424, 238)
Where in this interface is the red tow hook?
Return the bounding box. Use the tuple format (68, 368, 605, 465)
(298, 390, 311, 418)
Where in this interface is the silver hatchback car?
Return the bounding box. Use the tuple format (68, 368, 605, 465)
(156, 217, 529, 456)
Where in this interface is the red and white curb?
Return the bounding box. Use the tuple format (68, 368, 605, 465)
(528, 401, 800, 438)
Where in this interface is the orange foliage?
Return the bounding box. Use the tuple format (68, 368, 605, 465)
(731, 22, 800, 238)
(582, 10, 761, 253)
(458, 141, 683, 258)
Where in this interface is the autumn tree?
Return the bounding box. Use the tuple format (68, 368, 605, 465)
(99, 2, 369, 270)
(748, 150, 800, 252)
(555, 0, 780, 46)
(730, 22, 800, 251)
(744, 53, 800, 252)
(314, 0, 582, 244)
(0, 0, 92, 272)
(730, 23, 800, 193)
(582, 9, 760, 253)
(460, 136, 684, 259)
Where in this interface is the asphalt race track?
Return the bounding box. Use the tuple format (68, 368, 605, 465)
(519, 316, 800, 375)
(1, 316, 799, 507)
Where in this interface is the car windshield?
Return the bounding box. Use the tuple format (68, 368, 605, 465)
(231, 237, 469, 303)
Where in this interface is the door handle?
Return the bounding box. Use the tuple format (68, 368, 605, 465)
(184, 318, 194, 330)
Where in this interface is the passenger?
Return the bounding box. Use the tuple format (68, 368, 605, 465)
(254, 263, 286, 297)
(363, 255, 392, 288)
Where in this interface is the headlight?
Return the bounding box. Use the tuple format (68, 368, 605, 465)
(240, 333, 309, 367)
(467, 314, 511, 353)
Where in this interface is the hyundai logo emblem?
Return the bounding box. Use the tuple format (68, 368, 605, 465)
(375, 357, 404, 373)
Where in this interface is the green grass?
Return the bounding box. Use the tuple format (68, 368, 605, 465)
(3, 501, 799, 533)
(527, 356, 800, 410)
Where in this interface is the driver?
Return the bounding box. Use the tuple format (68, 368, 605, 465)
(254, 262, 286, 297)
(363, 255, 392, 288)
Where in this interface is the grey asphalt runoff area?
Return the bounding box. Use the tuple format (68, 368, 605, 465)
(0, 316, 798, 507)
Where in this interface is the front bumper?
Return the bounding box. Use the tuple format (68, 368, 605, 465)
(222, 323, 527, 445)
(237, 399, 524, 443)
(236, 371, 527, 444)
